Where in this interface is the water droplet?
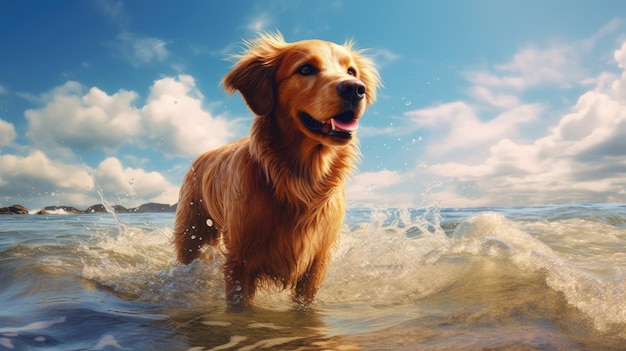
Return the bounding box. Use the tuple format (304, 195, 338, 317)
(206, 219, 213, 227)
(191, 235, 197, 240)
(190, 201, 194, 206)
(128, 178, 135, 186)
(191, 225, 196, 230)
(405, 100, 412, 106)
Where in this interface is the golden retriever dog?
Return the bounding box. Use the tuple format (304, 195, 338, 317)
(173, 32, 379, 307)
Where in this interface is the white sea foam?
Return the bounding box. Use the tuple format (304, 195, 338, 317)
(28, 208, 70, 215)
(448, 212, 626, 334)
(77, 207, 626, 337)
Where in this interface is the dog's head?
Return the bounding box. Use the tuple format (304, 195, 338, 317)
(223, 32, 380, 146)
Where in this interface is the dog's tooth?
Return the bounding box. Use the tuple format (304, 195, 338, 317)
(331, 118, 336, 131)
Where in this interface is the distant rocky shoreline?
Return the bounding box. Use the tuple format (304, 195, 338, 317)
(0, 203, 177, 215)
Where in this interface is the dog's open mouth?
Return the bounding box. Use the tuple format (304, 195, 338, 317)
(299, 110, 358, 139)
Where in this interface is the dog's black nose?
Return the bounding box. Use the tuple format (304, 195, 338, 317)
(337, 79, 366, 102)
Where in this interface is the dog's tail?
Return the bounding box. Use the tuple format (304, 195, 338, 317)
(173, 169, 219, 264)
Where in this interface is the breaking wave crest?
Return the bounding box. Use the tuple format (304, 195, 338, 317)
(78, 207, 626, 337)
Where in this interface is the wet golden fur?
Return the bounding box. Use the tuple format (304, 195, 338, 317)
(173, 33, 379, 307)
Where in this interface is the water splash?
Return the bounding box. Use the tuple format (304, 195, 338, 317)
(75, 203, 626, 338)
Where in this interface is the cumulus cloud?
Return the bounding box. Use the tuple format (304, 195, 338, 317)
(406, 101, 541, 158)
(92, 157, 179, 206)
(0, 151, 180, 208)
(0, 150, 94, 207)
(1, 74, 240, 208)
(466, 44, 585, 91)
(25, 82, 141, 156)
(0, 118, 16, 146)
(423, 40, 626, 206)
(24, 75, 237, 158)
(141, 75, 236, 156)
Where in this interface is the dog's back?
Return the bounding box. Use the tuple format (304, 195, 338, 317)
(173, 33, 379, 307)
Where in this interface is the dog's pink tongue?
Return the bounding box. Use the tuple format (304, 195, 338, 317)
(329, 118, 359, 132)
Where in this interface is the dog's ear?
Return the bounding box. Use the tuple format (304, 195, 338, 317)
(223, 57, 276, 116)
(223, 33, 286, 117)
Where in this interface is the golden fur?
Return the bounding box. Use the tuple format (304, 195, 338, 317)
(173, 32, 379, 307)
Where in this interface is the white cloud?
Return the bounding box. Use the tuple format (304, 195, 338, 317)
(462, 21, 621, 104)
(423, 41, 626, 206)
(611, 41, 626, 98)
(0, 84, 8, 95)
(1, 75, 239, 208)
(405, 101, 541, 157)
(93, 157, 179, 206)
(141, 75, 236, 156)
(115, 32, 169, 66)
(0, 151, 181, 209)
(24, 75, 237, 158)
(347, 170, 415, 205)
(465, 40, 590, 92)
(467, 86, 521, 108)
(0, 150, 94, 207)
(370, 48, 401, 68)
(24, 82, 141, 156)
(0, 118, 16, 146)
(95, 0, 167, 67)
(247, 13, 272, 32)
(96, 0, 130, 27)
(348, 170, 403, 194)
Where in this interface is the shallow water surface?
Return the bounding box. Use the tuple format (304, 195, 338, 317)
(1, 205, 625, 350)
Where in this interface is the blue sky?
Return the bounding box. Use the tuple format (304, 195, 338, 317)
(1, 0, 626, 209)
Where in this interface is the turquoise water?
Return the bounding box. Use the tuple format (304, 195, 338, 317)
(1, 204, 625, 350)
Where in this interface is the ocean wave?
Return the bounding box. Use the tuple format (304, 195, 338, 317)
(73, 206, 626, 339)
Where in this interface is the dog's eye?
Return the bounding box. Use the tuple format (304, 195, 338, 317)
(297, 64, 318, 76)
(347, 68, 357, 77)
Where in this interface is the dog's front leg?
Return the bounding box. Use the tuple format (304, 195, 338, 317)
(223, 260, 256, 308)
(293, 255, 330, 305)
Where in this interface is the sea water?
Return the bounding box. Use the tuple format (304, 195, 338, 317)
(0, 204, 625, 350)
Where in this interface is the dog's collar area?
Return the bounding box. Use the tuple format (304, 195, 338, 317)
(299, 111, 358, 139)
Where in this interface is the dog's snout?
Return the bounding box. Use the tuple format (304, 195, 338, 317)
(337, 79, 366, 102)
